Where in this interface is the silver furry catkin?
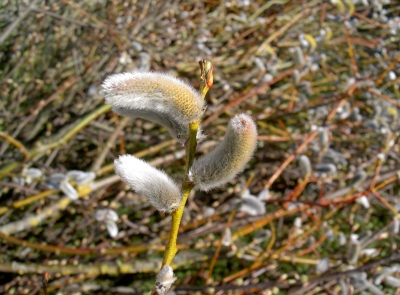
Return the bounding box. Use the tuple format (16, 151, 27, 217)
(101, 71, 205, 143)
(155, 266, 177, 295)
(114, 155, 181, 213)
(190, 113, 257, 191)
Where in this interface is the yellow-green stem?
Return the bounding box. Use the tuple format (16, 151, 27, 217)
(162, 183, 193, 266)
(153, 60, 212, 295)
(162, 122, 198, 266)
(160, 60, 212, 268)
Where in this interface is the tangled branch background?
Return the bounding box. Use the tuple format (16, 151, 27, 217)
(0, 0, 399, 294)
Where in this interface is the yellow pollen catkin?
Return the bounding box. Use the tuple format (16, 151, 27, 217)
(101, 72, 206, 143)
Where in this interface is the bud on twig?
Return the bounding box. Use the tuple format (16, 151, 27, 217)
(190, 114, 257, 191)
(351, 169, 367, 189)
(315, 163, 337, 177)
(199, 59, 213, 97)
(95, 209, 119, 238)
(292, 69, 300, 85)
(289, 46, 305, 65)
(299, 155, 312, 178)
(239, 190, 266, 216)
(101, 72, 205, 143)
(348, 234, 361, 265)
(114, 155, 182, 213)
(318, 127, 330, 150)
(155, 266, 177, 295)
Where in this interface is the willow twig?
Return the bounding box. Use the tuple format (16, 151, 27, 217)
(90, 117, 130, 174)
(264, 130, 318, 190)
(0, 0, 39, 44)
(151, 60, 213, 295)
(0, 104, 112, 178)
(0, 252, 209, 276)
(0, 131, 29, 161)
(160, 61, 212, 267)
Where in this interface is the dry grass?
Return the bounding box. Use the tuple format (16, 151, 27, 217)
(0, 0, 399, 294)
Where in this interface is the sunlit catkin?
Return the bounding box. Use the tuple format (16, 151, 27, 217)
(101, 72, 205, 143)
(190, 113, 257, 191)
(114, 155, 181, 213)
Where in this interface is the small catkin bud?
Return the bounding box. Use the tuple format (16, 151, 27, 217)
(324, 27, 332, 41)
(302, 34, 317, 51)
(348, 235, 361, 265)
(206, 64, 214, 88)
(289, 46, 305, 65)
(350, 169, 367, 189)
(299, 155, 312, 178)
(114, 155, 181, 213)
(315, 163, 337, 177)
(101, 72, 205, 143)
(316, 257, 330, 274)
(297, 81, 313, 96)
(239, 192, 266, 216)
(155, 266, 177, 295)
(190, 113, 257, 191)
(318, 127, 330, 149)
(292, 69, 300, 85)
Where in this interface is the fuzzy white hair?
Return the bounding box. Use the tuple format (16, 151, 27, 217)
(155, 266, 177, 295)
(114, 155, 181, 213)
(190, 113, 257, 191)
(101, 71, 205, 143)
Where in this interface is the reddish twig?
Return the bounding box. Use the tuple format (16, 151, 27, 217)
(264, 130, 318, 190)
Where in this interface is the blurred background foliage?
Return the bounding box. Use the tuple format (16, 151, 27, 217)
(0, 0, 399, 294)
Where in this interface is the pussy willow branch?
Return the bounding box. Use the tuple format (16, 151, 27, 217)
(161, 60, 212, 267)
(150, 60, 213, 295)
(161, 124, 197, 267)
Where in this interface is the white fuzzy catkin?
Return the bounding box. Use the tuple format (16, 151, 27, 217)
(316, 258, 330, 274)
(239, 191, 266, 216)
(222, 228, 232, 246)
(155, 266, 177, 295)
(104, 219, 119, 238)
(59, 180, 78, 200)
(190, 113, 257, 191)
(101, 71, 205, 143)
(95, 209, 119, 238)
(114, 155, 181, 213)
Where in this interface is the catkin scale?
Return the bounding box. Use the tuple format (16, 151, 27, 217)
(101, 72, 205, 143)
(114, 155, 181, 213)
(190, 114, 257, 191)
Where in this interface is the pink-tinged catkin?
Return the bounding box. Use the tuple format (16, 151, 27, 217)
(190, 113, 257, 191)
(101, 72, 205, 143)
(114, 155, 181, 213)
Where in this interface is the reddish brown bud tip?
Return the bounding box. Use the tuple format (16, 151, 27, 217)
(206, 64, 214, 88)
